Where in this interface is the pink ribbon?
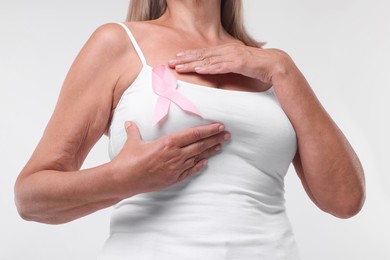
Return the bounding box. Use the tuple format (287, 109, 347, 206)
(152, 65, 202, 124)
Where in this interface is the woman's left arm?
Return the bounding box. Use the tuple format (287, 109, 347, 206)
(169, 43, 366, 218)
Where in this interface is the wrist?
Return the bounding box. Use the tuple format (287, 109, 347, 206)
(106, 160, 139, 200)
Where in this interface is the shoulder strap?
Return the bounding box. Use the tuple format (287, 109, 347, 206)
(116, 22, 147, 65)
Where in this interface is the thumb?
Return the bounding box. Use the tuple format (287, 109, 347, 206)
(124, 121, 142, 142)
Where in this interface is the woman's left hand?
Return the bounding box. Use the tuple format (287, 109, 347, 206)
(170, 42, 366, 219)
(168, 43, 296, 85)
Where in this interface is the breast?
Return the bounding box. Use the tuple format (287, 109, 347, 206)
(108, 69, 298, 237)
(109, 70, 297, 178)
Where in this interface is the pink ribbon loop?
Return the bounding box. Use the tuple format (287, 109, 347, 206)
(152, 65, 202, 124)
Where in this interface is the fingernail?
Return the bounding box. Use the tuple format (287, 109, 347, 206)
(224, 133, 231, 141)
(125, 121, 132, 128)
(219, 124, 225, 131)
(176, 65, 184, 70)
(168, 59, 176, 65)
(215, 145, 221, 152)
(176, 52, 185, 57)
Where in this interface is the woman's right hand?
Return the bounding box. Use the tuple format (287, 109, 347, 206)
(110, 121, 230, 197)
(14, 23, 230, 224)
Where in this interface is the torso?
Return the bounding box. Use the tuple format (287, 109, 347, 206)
(99, 22, 300, 259)
(109, 21, 271, 130)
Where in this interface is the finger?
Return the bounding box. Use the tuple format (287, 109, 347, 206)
(166, 123, 225, 147)
(174, 60, 208, 73)
(168, 47, 225, 66)
(176, 159, 208, 183)
(181, 144, 222, 171)
(194, 63, 231, 75)
(174, 56, 226, 73)
(124, 121, 142, 143)
(181, 131, 230, 158)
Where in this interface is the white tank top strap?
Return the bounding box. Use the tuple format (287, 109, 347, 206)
(116, 22, 147, 65)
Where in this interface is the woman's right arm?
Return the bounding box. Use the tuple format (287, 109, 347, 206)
(14, 23, 228, 224)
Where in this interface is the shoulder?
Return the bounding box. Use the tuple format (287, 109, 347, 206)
(90, 21, 163, 52)
(82, 22, 160, 61)
(82, 22, 134, 58)
(121, 20, 173, 42)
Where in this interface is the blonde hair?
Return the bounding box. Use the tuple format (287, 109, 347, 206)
(126, 0, 263, 48)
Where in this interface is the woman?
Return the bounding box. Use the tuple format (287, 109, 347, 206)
(15, 0, 365, 259)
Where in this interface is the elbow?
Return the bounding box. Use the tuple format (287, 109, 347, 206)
(16, 209, 44, 223)
(14, 182, 34, 222)
(329, 190, 366, 219)
(330, 203, 364, 219)
(14, 183, 64, 225)
(14, 174, 36, 222)
(15, 206, 33, 222)
(324, 162, 366, 219)
(14, 190, 40, 223)
(14, 170, 73, 225)
(15, 201, 67, 225)
(15, 200, 39, 223)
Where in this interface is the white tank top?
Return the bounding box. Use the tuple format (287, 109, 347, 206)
(98, 22, 301, 260)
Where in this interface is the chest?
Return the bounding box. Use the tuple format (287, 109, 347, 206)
(108, 67, 297, 175)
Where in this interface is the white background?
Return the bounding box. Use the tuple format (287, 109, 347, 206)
(1, 0, 389, 259)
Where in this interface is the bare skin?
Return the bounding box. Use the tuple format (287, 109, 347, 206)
(166, 0, 366, 218)
(14, 16, 232, 224)
(15, 0, 365, 224)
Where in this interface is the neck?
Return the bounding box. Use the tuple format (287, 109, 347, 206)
(159, 0, 225, 40)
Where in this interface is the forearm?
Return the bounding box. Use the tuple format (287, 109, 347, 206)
(168, 43, 365, 217)
(271, 59, 365, 217)
(15, 162, 129, 224)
